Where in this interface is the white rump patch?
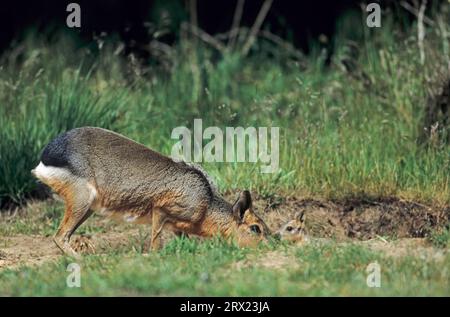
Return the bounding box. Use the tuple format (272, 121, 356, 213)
(32, 162, 74, 183)
(31, 161, 97, 204)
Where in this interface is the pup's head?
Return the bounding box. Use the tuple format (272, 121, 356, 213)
(275, 211, 308, 243)
(232, 190, 271, 247)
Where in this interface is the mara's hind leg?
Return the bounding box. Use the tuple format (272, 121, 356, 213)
(53, 181, 95, 258)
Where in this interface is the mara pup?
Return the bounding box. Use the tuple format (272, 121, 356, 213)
(32, 127, 270, 258)
(275, 211, 308, 244)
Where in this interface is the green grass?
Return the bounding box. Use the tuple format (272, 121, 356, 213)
(0, 34, 126, 205)
(429, 227, 450, 248)
(0, 13, 449, 207)
(0, 238, 448, 296)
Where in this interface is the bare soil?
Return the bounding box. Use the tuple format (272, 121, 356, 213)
(258, 195, 449, 240)
(0, 229, 144, 270)
(0, 195, 448, 270)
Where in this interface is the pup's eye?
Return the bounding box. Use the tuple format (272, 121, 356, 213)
(250, 225, 261, 234)
(286, 226, 293, 232)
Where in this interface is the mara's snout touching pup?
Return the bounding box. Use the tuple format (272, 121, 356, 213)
(275, 211, 308, 244)
(32, 127, 270, 258)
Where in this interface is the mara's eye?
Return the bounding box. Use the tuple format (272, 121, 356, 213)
(286, 226, 293, 232)
(250, 225, 261, 234)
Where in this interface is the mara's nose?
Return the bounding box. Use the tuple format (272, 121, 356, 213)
(273, 232, 281, 241)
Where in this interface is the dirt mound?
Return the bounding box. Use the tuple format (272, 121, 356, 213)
(256, 196, 449, 240)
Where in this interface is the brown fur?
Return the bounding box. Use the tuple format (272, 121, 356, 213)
(276, 211, 308, 244)
(33, 127, 270, 257)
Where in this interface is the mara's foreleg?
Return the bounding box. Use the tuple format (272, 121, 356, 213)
(144, 202, 208, 252)
(151, 207, 171, 251)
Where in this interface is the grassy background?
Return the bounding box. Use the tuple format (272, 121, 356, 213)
(0, 13, 449, 207)
(0, 10, 449, 296)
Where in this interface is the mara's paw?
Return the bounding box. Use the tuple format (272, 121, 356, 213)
(72, 235, 96, 254)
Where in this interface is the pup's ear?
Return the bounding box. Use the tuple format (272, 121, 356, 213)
(295, 210, 305, 223)
(232, 190, 252, 223)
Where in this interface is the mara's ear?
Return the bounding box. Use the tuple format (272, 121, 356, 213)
(295, 210, 305, 223)
(232, 190, 252, 223)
